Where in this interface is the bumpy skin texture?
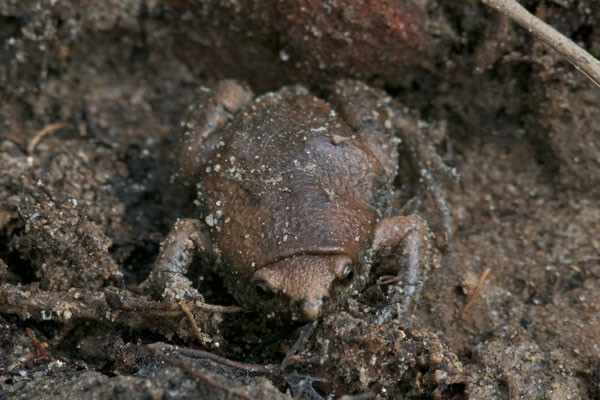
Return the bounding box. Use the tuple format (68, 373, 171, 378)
(145, 80, 434, 322)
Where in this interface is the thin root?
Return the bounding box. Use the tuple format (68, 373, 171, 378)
(281, 321, 318, 370)
(26, 327, 51, 363)
(27, 122, 73, 155)
(458, 268, 491, 320)
(148, 344, 258, 400)
(376, 275, 404, 286)
(148, 342, 274, 374)
(358, 275, 406, 300)
(179, 301, 246, 346)
(180, 303, 206, 345)
(192, 301, 247, 313)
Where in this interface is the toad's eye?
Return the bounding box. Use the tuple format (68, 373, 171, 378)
(254, 281, 275, 301)
(339, 263, 354, 284)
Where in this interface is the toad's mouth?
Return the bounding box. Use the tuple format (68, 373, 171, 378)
(256, 246, 349, 270)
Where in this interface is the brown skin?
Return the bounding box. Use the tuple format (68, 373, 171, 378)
(144, 80, 434, 322)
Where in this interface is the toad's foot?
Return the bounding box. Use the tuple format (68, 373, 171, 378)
(141, 218, 212, 302)
(372, 215, 432, 325)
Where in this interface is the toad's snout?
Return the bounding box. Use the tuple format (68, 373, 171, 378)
(253, 254, 354, 320)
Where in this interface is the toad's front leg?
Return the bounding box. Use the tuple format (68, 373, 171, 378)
(372, 215, 432, 324)
(175, 80, 253, 186)
(142, 218, 213, 301)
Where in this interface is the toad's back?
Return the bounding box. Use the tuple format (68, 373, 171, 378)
(200, 87, 392, 276)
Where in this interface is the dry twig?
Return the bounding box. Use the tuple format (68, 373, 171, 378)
(481, 0, 600, 88)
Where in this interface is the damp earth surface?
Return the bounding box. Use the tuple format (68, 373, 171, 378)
(1, 1, 600, 399)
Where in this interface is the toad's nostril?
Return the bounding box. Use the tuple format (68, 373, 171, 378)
(255, 281, 275, 300)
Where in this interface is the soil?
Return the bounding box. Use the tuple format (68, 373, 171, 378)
(1, 1, 599, 399)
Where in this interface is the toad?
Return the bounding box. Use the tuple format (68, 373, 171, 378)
(143, 80, 455, 322)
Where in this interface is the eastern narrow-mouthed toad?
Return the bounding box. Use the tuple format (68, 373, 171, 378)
(143, 80, 454, 322)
